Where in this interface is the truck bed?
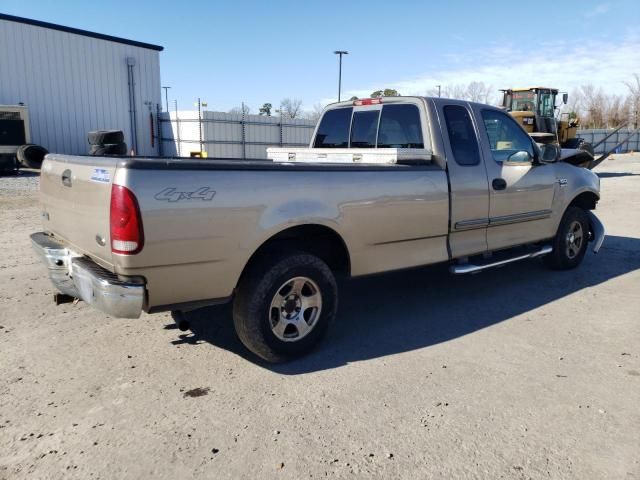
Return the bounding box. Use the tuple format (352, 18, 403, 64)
(39, 154, 450, 310)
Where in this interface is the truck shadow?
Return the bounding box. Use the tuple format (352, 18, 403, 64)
(173, 235, 640, 374)
(596, 172, 640, 178)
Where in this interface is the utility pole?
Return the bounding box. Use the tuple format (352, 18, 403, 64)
(197, 97, 203, 153)
(174, 99, 181, 157)
(162, 86, 171, 112)
(334, 50, 348, 101)
(436, 85, 441, 98)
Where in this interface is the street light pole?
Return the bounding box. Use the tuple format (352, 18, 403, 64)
(334, 50, 348, 101)
(162, 86, 171, 112)
(436, 85, 441, 98)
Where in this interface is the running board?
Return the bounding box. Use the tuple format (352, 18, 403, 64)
(450, 245, 552, 275)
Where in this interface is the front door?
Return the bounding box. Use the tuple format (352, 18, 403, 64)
(437, 100, 490, 257)
(471, 106, 557, 251)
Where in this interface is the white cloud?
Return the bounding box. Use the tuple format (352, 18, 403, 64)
(326, 34, 640, 105)
(584, 3, 610, 18)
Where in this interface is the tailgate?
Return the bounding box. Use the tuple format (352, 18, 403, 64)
(40, 154, 117, 269)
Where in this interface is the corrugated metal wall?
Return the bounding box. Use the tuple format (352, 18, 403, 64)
(576, 129, 640, 154)
(0, 18, 161, 156)
(159, 111, 316, 159)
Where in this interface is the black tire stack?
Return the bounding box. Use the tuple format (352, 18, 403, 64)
(88, 130, 127, 155)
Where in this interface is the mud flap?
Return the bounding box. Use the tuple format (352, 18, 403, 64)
(588, 211, 605, 253)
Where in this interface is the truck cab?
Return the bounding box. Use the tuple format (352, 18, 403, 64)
(271, 96, 601, 257)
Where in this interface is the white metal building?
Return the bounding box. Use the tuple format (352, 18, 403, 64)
(0, 13, 162, 156)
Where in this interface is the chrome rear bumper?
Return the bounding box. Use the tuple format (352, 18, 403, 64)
(31, 232, 145, 319)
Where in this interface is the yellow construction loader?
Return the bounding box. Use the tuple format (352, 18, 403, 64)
(498, 87, 640, 168)
(499, 87, 590, 151)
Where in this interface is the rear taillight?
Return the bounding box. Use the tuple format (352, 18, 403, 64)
(110, 185, 144, 254)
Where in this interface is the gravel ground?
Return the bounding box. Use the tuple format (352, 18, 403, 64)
(1, 157, 639, 479)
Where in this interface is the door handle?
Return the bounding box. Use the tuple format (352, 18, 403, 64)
(492, 178, 507, 191)
(61, 169, 72, 187)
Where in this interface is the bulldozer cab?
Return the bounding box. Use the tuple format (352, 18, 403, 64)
(501, 87, 558, 117)
(501, 87, 575, 145)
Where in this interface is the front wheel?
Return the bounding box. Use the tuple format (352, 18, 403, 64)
(545, 206, 590, 270)
(233, 252, 338, 362)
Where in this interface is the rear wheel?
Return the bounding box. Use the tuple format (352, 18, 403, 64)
(545, 206, 590, 270)
(233, 252, 337, 362)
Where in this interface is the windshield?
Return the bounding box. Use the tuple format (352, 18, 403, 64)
(511, 91, 536, 112)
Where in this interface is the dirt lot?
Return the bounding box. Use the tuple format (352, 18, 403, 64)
(1, 156, 639, 479)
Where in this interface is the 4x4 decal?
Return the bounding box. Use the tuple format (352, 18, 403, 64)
(154, 187, 216, 202)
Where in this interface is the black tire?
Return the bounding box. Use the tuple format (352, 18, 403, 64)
(88, 130, 124, 145)
(16, 144, 48, 169)
(89, 143, 127, 156)
(564, 138, 594, 156)
(545, 206, 590, 270)
(233, 252, 338, 362)
(578, 141, 595, 157)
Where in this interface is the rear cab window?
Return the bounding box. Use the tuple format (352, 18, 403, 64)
(314, 103, 424, 149)
(314, 107, 353, 148)
(350, 110, 379, 148)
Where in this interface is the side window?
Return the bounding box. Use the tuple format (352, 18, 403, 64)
(314, 107, 353, 148)
(443, 105, 481, 166)
(378, 104, 424, 148)
(481, 109, 534, 163)
(350, 110, 379, 148)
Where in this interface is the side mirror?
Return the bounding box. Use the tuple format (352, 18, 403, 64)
(539, 143, 560, 162)
(562, 93, 568, 105)
(506, 150, 533, 164)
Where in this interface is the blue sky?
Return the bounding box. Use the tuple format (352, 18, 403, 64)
(2, 0, 639, 113)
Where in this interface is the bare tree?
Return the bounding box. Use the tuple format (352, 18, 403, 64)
(279, 98, 303, 119)
(605, 95, 630, 127)
(624, 73, 640, 127)
(441, 84, 468, 100)
(426, 82, 495, 104)
(580, 84, 608, 128)
(228, 104, 251, 115)
(302, 103, 325, 122)
(567, 88, 584, 118)
(466, 81, 493, 103)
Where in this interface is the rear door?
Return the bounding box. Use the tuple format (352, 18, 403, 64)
(40, 155, 117, 268)
(436, 100, 490, 257)
(471, 106, 557, 250)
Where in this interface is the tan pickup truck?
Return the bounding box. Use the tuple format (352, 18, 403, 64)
(32, 97, 605, 362)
